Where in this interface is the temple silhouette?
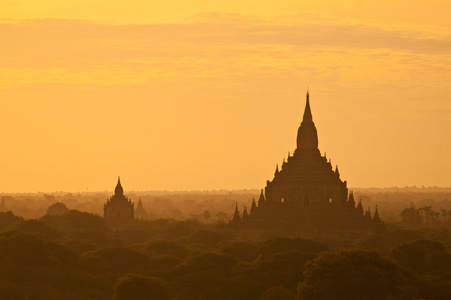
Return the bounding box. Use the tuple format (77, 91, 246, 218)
(135, 198, 148, 220)
(104, 177, 134, 229)
(232, 91, 384, 234)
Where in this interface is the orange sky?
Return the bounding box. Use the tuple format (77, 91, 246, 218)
(1, 1, 450, 192)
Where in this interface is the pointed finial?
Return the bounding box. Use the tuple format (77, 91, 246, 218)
(357, 198, 363, 213)
(373, 204, 381, 222)
(251, 197, 257, 211)
(258, 189, 266, 206)
(115, 176, 124, 195)
(303, 89, 313, 122)
(242, 205, 248, 218)
(348, 191, 355, 207)
(232, 202, 241, 222)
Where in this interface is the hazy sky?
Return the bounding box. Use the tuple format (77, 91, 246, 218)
(1, 1, 450, 192)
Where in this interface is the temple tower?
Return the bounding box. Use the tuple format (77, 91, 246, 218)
(265, 91, 348, 208)
(104, 177, 134, 229)
(237, 90, 384, 234)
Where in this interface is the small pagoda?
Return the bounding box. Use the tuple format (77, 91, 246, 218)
(104, 177, 134, 229)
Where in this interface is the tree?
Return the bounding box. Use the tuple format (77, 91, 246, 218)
(0, 211, 23, 231)
(260, 238, 328, 256)
(113, 274, 169, 300)
(41, 209, 109, 233)
(92, 247, 151, 274)
(261, 285, 294, 300)
(45, 202, 69, 216)
(298, 250, 402, 300)
(221, 241, 259, 262)
(0, 280, 24, 300)
(400, 207, 421, 227)
(172, 252, 238, 277)
(390, 240, 451, 274)
(146, 240, 190, 258)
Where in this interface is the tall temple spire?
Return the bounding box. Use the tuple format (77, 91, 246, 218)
(373, 204, 381, 222)
(0, 197, 6, 212)
(348, 191, 355, 207)
(258, 189, 266, 207)
(357, 198, 363, 214)
(242, 205, 248, 219)
(303, 90, 313, 122)
(297, 90, 319, 150)
(251, 197, 257, 212)
(232, 202, 241, 223)
(115, 176, 124, 196)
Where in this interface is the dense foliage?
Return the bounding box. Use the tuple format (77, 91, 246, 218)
(0, 210, 451, 299)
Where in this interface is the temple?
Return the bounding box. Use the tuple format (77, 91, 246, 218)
(0, 197, 7, 212)
(232, 91, 385, 234)
(104, 177, 134, 229)
(135, 198, 148, 220)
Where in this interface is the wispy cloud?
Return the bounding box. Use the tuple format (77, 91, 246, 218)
(1, 14, 450, 191)
(1, 16, 450, 94)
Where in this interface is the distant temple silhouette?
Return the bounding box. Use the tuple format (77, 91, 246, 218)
(0, 197, 7, 212)
(232, 91, 385, 234)
(135, 198, 148, 220)
(104, 177, 134, 229)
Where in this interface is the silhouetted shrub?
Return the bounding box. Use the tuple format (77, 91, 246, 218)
(356, 234, 395, 253)
(113, 274, 169, 300)
(70, 230, 111, 247)
(148, 255, 182, 272)
(172, 252, 238, 277)
(41, 209, 109, 233)
(11, 219, 61, 240)
(0, 280, 24, 300)
(0, 211, 23, 231)
(146, 240, 190, 258)
(255, 251, 317, 292)
(0, 231, 66, 267)
(93, 247, 151, 274)
(190, 229, 235, 245)
(385, 229, 425, 244)
(298, 250, 402, 300)
(221, 241, 259, 262)
(63, 238, 98, 254)
(172, 272, 235, 300)
(260, 237, 328, 256)
(261, 285, 294, 300)
(45, 202, 70, 216)
(390, 239, 451, 274)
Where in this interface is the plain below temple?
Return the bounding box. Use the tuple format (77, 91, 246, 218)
(230, 91, 385, 235)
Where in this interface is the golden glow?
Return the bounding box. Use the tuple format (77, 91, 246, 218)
(1, 1, 450, 192)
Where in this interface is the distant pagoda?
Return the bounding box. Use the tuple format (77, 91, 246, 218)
(232, 91, 385, 234)
(104, 177, 134, 229)
(0, 197, 7, 212)
(135, 198, 148, 220)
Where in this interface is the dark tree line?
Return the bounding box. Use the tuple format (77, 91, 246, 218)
(1, 209, 451, 299)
